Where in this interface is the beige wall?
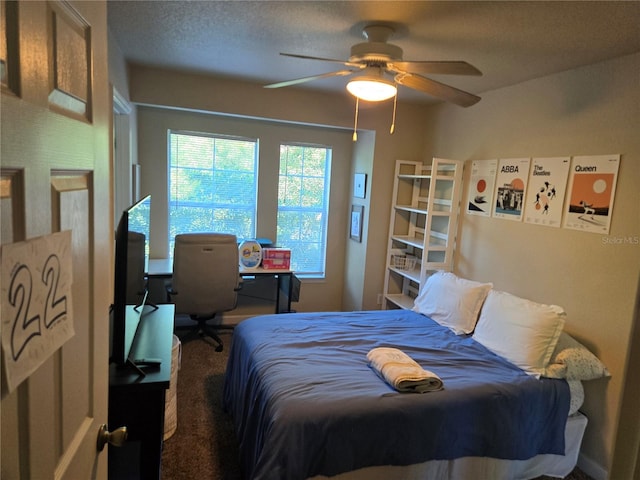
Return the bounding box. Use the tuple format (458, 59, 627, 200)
(343, 130, 375, 311)
(107, 28, 130, 101)
(108, 29, 138, 221)
(422, 52, 640, 477)
(128, 65, 430, 313)
(136, 107, 354, 314)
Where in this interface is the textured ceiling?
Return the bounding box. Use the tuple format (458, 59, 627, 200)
(108, 1, 640, 104)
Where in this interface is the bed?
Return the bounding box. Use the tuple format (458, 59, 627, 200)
(223, 273, 606, 480)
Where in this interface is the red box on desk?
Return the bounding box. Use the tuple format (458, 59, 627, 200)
(262, 248, 291, 270)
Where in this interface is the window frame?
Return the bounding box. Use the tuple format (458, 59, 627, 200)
(277, 142, 332, 278)
(167, 129, 259, 254)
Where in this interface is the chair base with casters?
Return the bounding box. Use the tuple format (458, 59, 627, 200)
(174, 313, 224, 352)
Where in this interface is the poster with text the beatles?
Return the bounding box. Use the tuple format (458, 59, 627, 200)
(492, 158, 531, 221)
(563, 154, 620, 234)
(466, 159, 497, 217)
(524, 157, 570, 227)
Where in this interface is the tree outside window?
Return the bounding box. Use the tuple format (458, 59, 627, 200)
(277, 144, 331, 277)
(168, 131, 258, 255)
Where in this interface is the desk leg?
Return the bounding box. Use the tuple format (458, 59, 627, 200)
(275, 275, 281, 314)
(275, 273, 293, 314)
(285, 273, 293, 313)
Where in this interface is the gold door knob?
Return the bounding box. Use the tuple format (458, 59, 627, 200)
(97, 424, 128, 452)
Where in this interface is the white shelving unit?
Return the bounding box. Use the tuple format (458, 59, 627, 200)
(382, 158, 463, 310)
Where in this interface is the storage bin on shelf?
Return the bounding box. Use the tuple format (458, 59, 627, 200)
(392, 254, 417, 272)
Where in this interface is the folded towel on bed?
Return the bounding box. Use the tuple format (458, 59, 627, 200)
(367, 347, 444, 393)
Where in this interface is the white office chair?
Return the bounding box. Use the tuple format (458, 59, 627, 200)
(167, 233, 242, 351)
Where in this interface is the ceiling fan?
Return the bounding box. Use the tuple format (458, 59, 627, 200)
(265, 24, 482, 107)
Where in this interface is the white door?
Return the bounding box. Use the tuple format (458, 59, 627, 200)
(1, 1, 111, 478)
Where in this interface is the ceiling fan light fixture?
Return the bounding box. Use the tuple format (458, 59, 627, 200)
(346, 76, 397, 102)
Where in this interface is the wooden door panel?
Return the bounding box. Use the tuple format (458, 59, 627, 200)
(52, 175, 93, 461)
(47, 1, 92, 119)
(0, 169, 25, 244)
(1, 1, 110, 479)
(1, 171, 98, 479)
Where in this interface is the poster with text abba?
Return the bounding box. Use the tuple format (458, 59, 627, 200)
(563, 155, 620, 234)
(524, 157, 570, 227)
(492, 158, 530, 221)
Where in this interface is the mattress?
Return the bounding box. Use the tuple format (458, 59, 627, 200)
(310, 412, 588, 480)
(223, 310, 572, 480)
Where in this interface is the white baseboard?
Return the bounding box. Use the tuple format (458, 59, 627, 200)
(220, 313, 253, 326)
(578, 452, 608, 480)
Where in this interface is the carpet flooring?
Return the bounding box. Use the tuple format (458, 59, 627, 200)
(161, 330, 594, 480)
(162, 331, 241, 480)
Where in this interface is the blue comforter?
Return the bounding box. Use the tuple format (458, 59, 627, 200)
(223, 310, 570, 480)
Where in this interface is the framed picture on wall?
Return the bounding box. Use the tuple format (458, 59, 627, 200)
(354, 173, 367, 199)
(350, 204, 364, 242)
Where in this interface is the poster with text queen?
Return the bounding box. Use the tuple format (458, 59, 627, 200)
(524, 157, 570, 227)
(563, 155, 620, 234)
(492, 158, 531, 221)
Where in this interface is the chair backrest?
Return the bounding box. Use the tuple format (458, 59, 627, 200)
(171, 233, 240, 317)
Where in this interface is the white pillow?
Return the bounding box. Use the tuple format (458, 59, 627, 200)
(544, 332, 610, 381)
(472, 290, 565, 378)
(412, 271, 493, 334)
(567, 380, 584, 416)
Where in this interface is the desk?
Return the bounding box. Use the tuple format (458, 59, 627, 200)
(108, 304, 175, 480)
(147, 258, 294, 314)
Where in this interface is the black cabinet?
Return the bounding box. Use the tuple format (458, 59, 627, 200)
(108, 305, 175, 480)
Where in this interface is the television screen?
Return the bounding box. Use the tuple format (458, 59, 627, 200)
(110, 195, 151, 366)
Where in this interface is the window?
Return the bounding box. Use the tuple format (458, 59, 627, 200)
(168, 131, 258, 254)
(277, 144, 331, 277)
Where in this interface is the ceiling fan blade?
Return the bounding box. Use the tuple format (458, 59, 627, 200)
(395, 73, 481, 107)
(389, 61, 482, 76)
(280, 53, 362, 68)
(264, 70, 355, 89)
